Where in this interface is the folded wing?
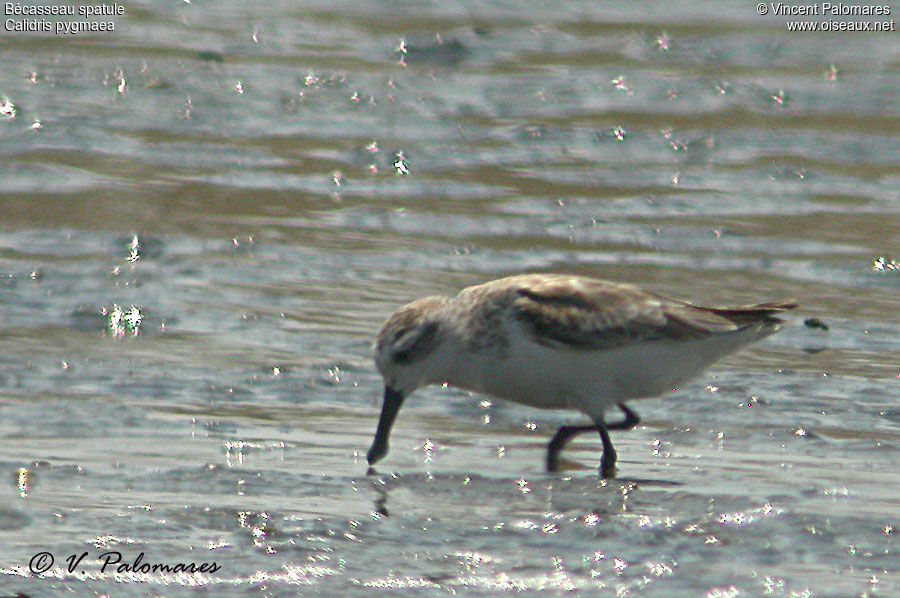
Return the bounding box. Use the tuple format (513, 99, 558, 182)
(511, 277, 795, 350)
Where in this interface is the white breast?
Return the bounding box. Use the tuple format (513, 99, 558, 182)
(446, 319, 769, 420)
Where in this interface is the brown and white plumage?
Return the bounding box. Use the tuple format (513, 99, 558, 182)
(368, 274, 796, 477)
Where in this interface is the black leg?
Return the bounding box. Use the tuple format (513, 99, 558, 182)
(544, 404, 640, 474)
(546, 425, 596, 471)
(595, 419, 617, 478)
(606, 403, 640, 431)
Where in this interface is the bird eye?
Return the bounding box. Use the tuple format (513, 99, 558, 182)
(391, 322, 438, 364)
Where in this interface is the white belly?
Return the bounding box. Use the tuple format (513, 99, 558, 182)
(448, 325, 765, 420)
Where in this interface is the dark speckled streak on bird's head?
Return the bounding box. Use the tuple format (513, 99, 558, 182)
(372, 295, 454, 397)
(368, 295, 454, 466)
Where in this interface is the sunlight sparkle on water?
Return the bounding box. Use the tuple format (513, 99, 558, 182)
(515, 478, 529, 494)
(393, 151, 410, 175)
(717, 512, 749, 526)
(103, 304, 143, 337)
(421, 439, 435, 462)
(0, 98, 16, 119)
(396, 38, 408, 66)
(15, 467, 30, 497)
(655, 33, 671, 51)
(126, 235, 140, 263)
(610, 76, 631, 94)
(706, 586, 739, 598)
(873, 256, 899, 271)
(647, 561, 674, 577)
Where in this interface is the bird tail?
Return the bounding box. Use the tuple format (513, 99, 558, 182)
(700, 300, 797, 326)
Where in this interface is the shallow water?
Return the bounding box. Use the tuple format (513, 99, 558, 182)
(2, 0, 900, 595)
